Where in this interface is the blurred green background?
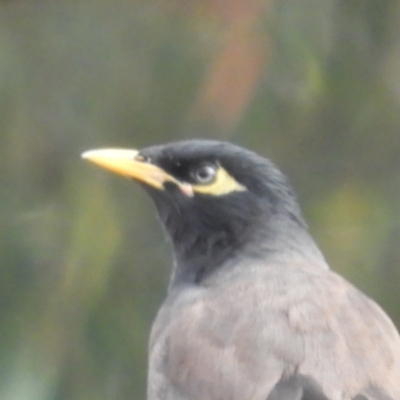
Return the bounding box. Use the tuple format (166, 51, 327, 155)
(1, 1, 400, 399)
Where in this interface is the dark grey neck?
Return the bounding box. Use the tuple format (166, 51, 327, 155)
(168, 224, 245, 289)
(241, 214, 327, 269)
(167, 213, 327, 290)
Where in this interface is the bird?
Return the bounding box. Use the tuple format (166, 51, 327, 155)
(82, 140, 400, 400)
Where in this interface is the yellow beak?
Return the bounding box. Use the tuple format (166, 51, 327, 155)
(81, 148, 193, 196)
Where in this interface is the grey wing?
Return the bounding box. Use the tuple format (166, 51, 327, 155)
(283, 269, 400, 400)
(147, 269, 400, 400)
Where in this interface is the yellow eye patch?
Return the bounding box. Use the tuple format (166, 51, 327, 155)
(192, 166, 247, 196)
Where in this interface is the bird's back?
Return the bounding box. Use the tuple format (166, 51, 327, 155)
(148, 259, 400, 400)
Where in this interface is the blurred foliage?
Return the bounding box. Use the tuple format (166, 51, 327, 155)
(1, 0, 400, 399)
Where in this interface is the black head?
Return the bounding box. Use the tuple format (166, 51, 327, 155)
(83, 140, 307, 286)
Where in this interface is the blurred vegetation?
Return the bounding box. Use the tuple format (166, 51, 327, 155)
(1, 1, 400, 399)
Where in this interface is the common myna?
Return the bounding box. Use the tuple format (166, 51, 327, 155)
(82, 140, 400, 400)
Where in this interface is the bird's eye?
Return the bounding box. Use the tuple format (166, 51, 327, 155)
(192, 164, 217, 184)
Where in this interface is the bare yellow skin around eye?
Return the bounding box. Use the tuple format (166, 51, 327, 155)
(192, 167, 246, 196)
